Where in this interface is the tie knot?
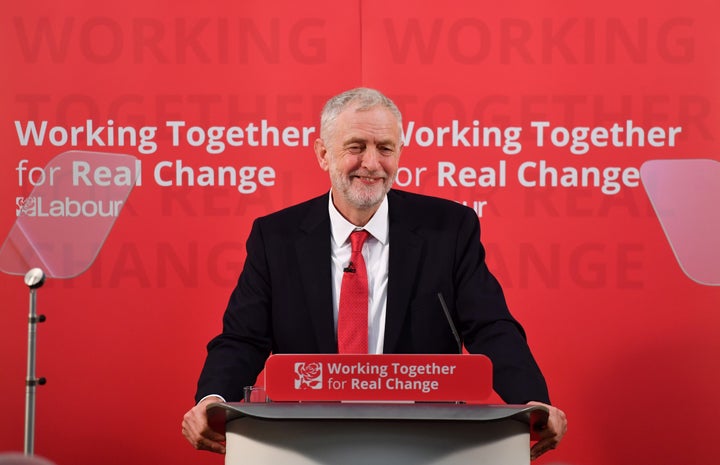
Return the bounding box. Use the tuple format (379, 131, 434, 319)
(349, 230, 369, 252)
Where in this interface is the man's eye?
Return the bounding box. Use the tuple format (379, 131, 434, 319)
(347, 145, 363, 153)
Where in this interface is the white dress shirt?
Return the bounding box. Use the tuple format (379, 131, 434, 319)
(328, 192, 389, 354)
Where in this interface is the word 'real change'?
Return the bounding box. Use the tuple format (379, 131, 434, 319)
(16, 159, 275, 194)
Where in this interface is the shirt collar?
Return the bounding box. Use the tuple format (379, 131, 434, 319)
(328, 191, 389, 247)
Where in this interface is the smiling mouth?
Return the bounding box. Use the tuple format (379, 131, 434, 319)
(351, 172, 385, 183)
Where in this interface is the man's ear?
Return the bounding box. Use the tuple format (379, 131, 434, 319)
(314, 138, 329, 171)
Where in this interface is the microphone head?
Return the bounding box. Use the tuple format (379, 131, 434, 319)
(24, 268, 46, 289)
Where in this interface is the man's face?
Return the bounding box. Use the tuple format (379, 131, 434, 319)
(315, 105, 402, 219)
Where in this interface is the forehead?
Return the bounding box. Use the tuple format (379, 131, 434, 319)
(334, 105, 401, 143)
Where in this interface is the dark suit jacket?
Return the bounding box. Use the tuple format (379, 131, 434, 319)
(196, 189, 550, 404)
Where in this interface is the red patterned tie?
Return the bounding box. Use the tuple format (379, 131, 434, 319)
(338, 230, 370, 354)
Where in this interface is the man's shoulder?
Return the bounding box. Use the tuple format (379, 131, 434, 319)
(254, 192, 327, 229)
(388, 189, 473, 218)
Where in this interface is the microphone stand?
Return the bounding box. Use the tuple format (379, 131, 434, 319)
(437, 293, 464, 404)
(24, 268, 46, 456)
(437, 293, 463, 355)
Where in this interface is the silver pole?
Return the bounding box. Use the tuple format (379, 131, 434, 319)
(24, 268, 46, 456)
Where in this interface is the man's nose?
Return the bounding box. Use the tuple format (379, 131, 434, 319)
(361, 147, 382, 171)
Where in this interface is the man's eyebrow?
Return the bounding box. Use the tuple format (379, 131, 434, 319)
(342, 137, 367, 145)
(345, 136, 397, 145)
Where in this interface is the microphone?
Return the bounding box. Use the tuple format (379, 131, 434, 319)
(343, 261, 356, 273)
(437, 293, 462, 355)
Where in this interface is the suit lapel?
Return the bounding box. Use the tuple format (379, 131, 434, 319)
(295, 195, 337, 353)
(384, 191, 423, 353)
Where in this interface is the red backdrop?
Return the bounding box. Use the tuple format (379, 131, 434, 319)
(2, 1, 719, 464)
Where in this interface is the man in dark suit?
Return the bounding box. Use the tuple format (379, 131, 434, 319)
(182, 88, 567, 460)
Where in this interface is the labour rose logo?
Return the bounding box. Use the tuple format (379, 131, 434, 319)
(294, 362, 322, 389)
(16, 196, 35, 216)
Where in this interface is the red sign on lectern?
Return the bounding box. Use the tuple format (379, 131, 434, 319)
(264, 354, 492, 402)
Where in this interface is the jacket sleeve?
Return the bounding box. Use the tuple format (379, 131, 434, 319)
(453, 207, 551, 404)
(195, 219, 273, 403)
